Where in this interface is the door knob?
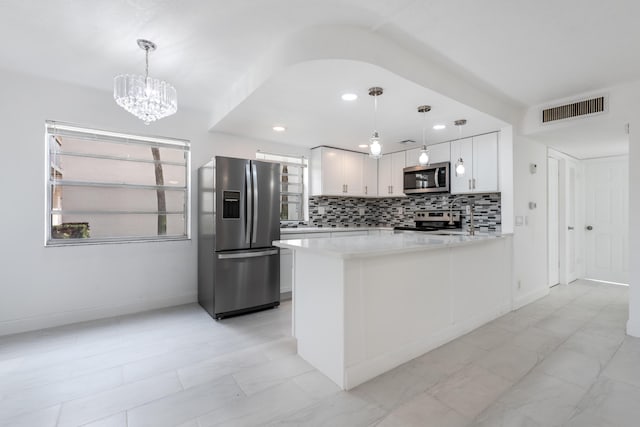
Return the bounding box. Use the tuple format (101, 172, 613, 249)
(568, 226, 574, 230)
(586, 225, 593, 231)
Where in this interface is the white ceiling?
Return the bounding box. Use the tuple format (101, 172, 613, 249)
(1, 0, 637, 157)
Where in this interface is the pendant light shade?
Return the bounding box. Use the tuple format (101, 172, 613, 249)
(368, 87, 383, 159)
(114, 39, 177, 125)
(454, 119, 467, 177)
(417, 105, 431, 166)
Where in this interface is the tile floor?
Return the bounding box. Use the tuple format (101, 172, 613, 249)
(0, 279, 636, 426)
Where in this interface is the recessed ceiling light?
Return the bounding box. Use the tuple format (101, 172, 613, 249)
(341, 93, 358, 101)
(272, 125, 286, 132)
(358, 144, 369, 148)
(433, 124, 446, 130)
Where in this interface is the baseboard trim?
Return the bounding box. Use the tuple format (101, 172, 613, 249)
(513, 286, 549, 310)
(0, 293, 197, 337)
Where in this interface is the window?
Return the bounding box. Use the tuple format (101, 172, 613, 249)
(45, 121, 190, 245)
(255, 151, 307, 222)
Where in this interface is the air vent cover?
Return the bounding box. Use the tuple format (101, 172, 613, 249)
(542, 96, 606, 123)
(398, 139, 416, 145)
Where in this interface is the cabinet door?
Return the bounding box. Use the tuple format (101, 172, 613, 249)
(428, 142, 451, 164)
(450, 137, 473, 194)
(404, 148, 421, 167)
(321, 147, 345, 195)
(378, 154, 392, 196)
(472, 133, 498, 192)
(363, 156, 378, 197)
(391, 151, 406, 196)
(342, 150, 364, 196)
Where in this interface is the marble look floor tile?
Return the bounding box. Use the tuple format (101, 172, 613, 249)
(471, 401, 544, 427)
(351, 356, 448, 412)
(267, 391, 387, 427)
(292, 371, 341, 400)
(375, 392, 469, 427)
(559, 330, 623, 366)
(0, 404, 60, 427)
(57, 372, 182, 427)
(460, 325, 516, 351)
(533, 314, 585, 338)
(418, 340, 489, 375)
(0, 366, 122, 421)
(566, 376, 640, 427)
(127, 375, 243, 427)
(601, 336, 640, 388)
(232, 354, 314, 396)
(488, 312, 538, 333)
(197, 380, 316, 427)
(487, 372, 587, 426)
(534, 348, 601, 389)
(507, 327, 565, 358)
(82, 412, 127, 427)
(429, 364, 513, 418)
(177, 344, 269, 389)
(475, 343, 540, 382)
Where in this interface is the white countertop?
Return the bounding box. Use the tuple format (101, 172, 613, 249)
(274, 232, 508, 259)
(280, 226, 392, 234)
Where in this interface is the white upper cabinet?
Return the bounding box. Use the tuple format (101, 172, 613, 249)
(405, 142, 450, 167)
(362, 155, 378, 197)
(378, 151, 406, 197)
(310, 147, 367, 197)
(450, 133, 498, 194)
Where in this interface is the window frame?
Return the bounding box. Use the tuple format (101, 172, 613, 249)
(255, 151, 308, 223)
(44, 121, 191, 246)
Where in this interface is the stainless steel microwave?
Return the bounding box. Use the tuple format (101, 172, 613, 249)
(403, 162, 450, 194)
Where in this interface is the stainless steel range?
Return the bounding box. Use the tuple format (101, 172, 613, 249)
(394, 210, 462, 233)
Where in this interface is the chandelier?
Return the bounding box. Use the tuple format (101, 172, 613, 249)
(114, 39, 177, 125)
(417, 105, 431, 166)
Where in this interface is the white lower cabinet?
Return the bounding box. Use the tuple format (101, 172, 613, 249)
(280, 248, 293, 293)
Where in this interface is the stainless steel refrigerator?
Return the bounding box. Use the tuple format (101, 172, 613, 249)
(198, 156, 280, 319)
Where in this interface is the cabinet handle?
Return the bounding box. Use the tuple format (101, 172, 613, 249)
(364, 185, 368, 195)
(468, 180, 471, 190)
(345, 184, 348, 193)
(473, 178, 476, 189)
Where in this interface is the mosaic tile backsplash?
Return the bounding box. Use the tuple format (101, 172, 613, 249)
(308, 193, 501, 232)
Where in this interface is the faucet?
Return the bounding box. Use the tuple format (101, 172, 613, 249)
(448, 197, 475, 235)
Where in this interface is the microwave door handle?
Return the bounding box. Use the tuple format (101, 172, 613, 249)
(251, 162, 258, 244)
(435, 167, 440, 188)
(245, 163, 252, 245)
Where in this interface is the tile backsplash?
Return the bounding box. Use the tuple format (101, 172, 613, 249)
(308, 193, 501, 232)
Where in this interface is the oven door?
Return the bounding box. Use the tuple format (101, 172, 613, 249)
(403, 162, 450, 194)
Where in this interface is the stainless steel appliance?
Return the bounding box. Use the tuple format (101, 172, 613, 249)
(403, 162, 450, 194)
(394, 210, 462, 233)
(198, 156, 281, 319)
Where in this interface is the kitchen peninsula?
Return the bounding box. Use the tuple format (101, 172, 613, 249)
(274, 232, 512, 390)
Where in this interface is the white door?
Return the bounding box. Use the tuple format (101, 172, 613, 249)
(548, 157, 560, 286)
(378, 154, 392, 196)
(342, 150, 363, 196)
(321, 147, 344, 195)
(391, 151, 406, 196)
(428, 142, 451, 164)
(566, 161, 578, 283)
(584, 157, 629, 283)
(404, 148, 421, 167)
(362, 156, 378, 197)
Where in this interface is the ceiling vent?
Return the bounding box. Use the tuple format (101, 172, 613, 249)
(398, 139, 417, 145)
(541, 96, 607, 123)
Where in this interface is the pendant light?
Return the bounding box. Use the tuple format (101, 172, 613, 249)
(454, 119, 467, 176)
(368, 87, 383, 159)
(417, 105, 431, 166)
(114, 39, 177, 125)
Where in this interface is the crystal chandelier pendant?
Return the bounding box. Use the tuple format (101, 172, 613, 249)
(114, 39, 177, 125)
(417, 105, 431, 166)
(418, 146, 430, 165)
(368, 87, 383, 159)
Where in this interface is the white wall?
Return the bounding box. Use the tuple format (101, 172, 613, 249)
(0, 69, 308, 336)
(628, 121, 640, 336)
(512, 135, 549, 308)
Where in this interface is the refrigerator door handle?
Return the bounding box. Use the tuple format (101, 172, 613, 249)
(217, 249, 278, 259)
(245, 163, 252, 245)
(251, 162, 259, 244)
